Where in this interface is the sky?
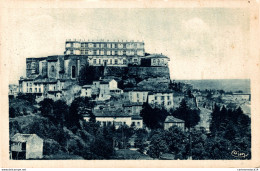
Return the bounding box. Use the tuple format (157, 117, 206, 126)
(4, 8, 250, 84)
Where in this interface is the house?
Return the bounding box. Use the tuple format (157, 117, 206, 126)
(81, 85, 92, 97)
(98, 79, 123, 100)
(83, 109, 132, 129)
(9, 84, 19, 97)
(123, 101, 143, 116)
(131, 115, 143, 129)
(148, 90, 174, 110)
(164, 116, 185, 131)
(124, 88, 149, 103)
(10, 133, 43, 160)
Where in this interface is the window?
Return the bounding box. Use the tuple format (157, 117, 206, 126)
(35, 88, 37, 92)
(93, 59, 96, 64)
(99, 59, 101, 64)
(137, 93, 139, 98)
(72, 66, 76, 78)
(110, 59, 112, 64)
(27, 64, 30, 69)
(167, 96, 170, 100)
(29, 88, 32, 92)
(39, 88, 41, 93)
(161, 96, 165, 100)
(155, 96, 157, 100)
(115, 59, 118, 65)
(51, 65, 54, 72)
(123, 60, 127, 65)
(134, 59, 137, 62)
(168, 101, 171, 105)
(137, 122, 140, 126)
(27, 83, 28, 86)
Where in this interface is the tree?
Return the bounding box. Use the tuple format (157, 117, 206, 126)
(39, 98, 54, 117)
(140, 103, 168, 129)
(53, 100, 69, 125)
(165, 126, 189, 159)
(147, 130, 168, 159)
(66, 97, 95, 131)
(172, 99, 200, 130)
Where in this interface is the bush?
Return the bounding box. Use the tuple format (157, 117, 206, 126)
(43, 139, 62, 155)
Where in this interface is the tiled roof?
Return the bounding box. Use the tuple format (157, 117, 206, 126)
(11, 133, 40, 142)
(131, 115, 143, 120)
(33, 78, 57, 83)
(144, 53, 169, 59)
(164, 116, 184, 123)
(123, 102, 143, 107)
(82, 85, 92, 88)
(93, 109, 130, 117)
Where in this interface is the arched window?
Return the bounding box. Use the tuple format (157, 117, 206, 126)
(72, 66, 76, 78)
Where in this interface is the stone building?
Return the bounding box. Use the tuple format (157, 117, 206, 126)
(10, 133, 43, 160)
(19, 55, 88, 99)
(64, 39, 145, 66)
(140, 53, 170, 67)
(19, 40, 170, 101)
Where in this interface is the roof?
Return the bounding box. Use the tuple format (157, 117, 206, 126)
(11, 133, 41, 142)
(34, 78, 57, 83)
(164, 116, 184, 123)
(100, 79, 116, 84)
(143, 53, 169, 59)
(93, 109, 130, 117)
(82, 85, 92, 88)
(123, 102, 143, 107)
(47, 56, 58, 61)
(131, 115, 143, 120)
(124, 87, 173, 94)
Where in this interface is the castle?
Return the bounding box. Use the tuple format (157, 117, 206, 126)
(19, 40, 170, 100)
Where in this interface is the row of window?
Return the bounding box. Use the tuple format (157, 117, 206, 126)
(79, 50, 143, 56)
(26, 88, 41, 93)
(154, 95, 171, 101)
(68, 43, 143, 49)
(93, 59, 127, 65)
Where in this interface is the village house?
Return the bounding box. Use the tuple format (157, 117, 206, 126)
(83, 109, 132, 129)
(164, 116, 185, 131)
(148, 90, 174, 110)
(80, 84, 92, 97)
(131, 115, 143, 129)
(123, 101, 143, 116)
(140, 53, 170, 67)
(9, 84, 19, 97)
(10, 133, 43, 160)
(124, 88, 149, 103)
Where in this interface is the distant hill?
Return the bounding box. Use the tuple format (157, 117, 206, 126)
(175, 79, 250, 93)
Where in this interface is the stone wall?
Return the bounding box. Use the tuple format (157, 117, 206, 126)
(104, 66, 170, 80)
